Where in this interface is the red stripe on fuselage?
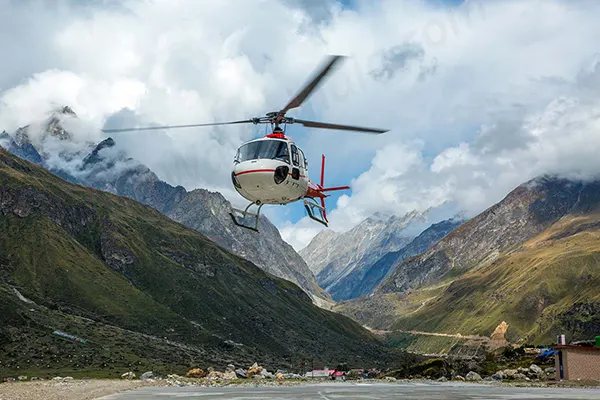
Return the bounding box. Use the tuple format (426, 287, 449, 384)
(234, 169, 276, 176)
(234, 169, 306, 178)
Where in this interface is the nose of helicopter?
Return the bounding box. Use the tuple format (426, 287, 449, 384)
(232, 160, 290, 203)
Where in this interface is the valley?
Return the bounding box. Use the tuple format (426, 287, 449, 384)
(3, 1, 600, 397)
(3, 114, 600, 368)
(335, 177, 600, 354)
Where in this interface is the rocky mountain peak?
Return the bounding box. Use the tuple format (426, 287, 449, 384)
(82, 137, 117, 167)
(58, 105, 77, 117)
(44, 105, 78, 141)
(300, 209, 433, 301)
(14, 126, 32, 147)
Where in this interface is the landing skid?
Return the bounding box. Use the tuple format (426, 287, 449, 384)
(229, 202, 264, 232)
(303, 199, 328, 227)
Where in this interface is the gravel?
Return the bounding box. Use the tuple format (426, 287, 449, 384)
(0, 379, 160, 400)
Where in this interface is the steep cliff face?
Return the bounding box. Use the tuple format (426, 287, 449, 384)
(164, 188, 328, 302)
(299, 212, 426, 301)
(377, 177, 586, 295)
(0, 108, 329, 303)
(348, 217, 463, 300)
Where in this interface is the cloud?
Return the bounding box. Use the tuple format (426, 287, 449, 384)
(2, 0, 600, 252)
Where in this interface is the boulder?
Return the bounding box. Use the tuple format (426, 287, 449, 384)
(186, 368, 206, 378)
(529, 364, 543, 374)
(235, 369, 247, 378)
(247, 363, 263, 377)
(260, 369, 274, 379)
(207, 371, 224, 380)
(226, 364, 235, 373)
(437, 376, 448, 382)
(140, 371, 154, 381)
(465, 371, 482, 381)
(514, 373, 529, 380)
(545, 367, 556, 376)
(276, 373, 285, 380)
(491, 372, 504, 381)
(528, 364, 545, 380)
(121, 372, 135, 380)
(503, 369, 518, 379)
(222, 370, 237, 380)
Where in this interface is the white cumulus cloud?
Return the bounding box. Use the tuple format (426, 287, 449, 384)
(1, 0, 600, 252)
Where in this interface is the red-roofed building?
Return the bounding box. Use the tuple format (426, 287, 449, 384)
(330, 369, 346, 380)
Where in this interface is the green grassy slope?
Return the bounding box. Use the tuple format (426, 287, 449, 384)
(0, 148, 408, 378)
(388, 213, 600, 349)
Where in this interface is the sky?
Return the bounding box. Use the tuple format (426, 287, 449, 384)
(1, 0, 600, 251)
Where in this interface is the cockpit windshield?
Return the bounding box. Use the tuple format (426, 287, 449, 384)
(236, 140, 290, 163)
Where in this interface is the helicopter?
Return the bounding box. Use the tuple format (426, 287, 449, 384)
(102, 55, 388, 232)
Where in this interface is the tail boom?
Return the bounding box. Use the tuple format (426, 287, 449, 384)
(304, 154, 350, 225)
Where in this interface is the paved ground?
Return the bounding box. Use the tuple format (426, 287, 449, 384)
(0, 379, 157, 400)
(99, 382, 600, 400)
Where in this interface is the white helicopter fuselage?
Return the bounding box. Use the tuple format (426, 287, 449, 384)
(231, 137, 309, 205)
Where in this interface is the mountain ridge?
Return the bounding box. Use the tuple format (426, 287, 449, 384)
(0, 146, 407, 377)
(0, 108, 330, 305)
(335, 175, 600, 353)
(300, 211, 424, 301)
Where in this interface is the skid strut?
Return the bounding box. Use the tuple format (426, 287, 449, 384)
(303, 198, 328, 227)
(229, 202, 264, 232)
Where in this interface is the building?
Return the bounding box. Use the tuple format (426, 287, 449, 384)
(553, 345, 600, 381)
(330, 370, 346, 380)
(305, 369, 334, 378)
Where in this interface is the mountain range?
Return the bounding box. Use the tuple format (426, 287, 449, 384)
(300, 209, 464, 301)
(0, 106, 330, 306)
(336, 175, 600, 353)
(0, 146, 411, 378)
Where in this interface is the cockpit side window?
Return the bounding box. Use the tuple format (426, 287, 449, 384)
(290, 144, 299, 167)
(297, 148, 306, 169)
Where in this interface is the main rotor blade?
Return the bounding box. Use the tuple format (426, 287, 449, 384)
(101, 119, 256, 133)
(295, 119, 388, 134)
(277, 55, 345, 119)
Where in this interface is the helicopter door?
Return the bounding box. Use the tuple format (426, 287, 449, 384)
(290, 144, 300, 180)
